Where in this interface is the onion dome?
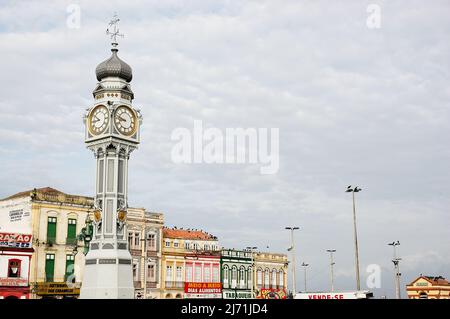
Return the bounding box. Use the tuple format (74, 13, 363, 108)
(95, 47, 132, 82)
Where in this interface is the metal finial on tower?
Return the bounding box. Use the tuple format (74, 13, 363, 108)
(106, 13, 124, 48)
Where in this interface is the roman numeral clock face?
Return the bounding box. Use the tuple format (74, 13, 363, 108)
(88, 105, 109, 135)
(114, 105, 137, 136)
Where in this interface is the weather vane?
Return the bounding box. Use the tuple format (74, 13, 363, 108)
(106, 13, 124, 47)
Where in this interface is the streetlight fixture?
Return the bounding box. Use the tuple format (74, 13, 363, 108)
(388, 241, 401, 299)
(246, 246, 257, 299)
(326, 249, 336, 292)
(301, 262, 309, 292)
(285, 226, 300, 296)
(346, 185, 362, 291)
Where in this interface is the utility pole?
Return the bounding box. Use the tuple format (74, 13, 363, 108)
(301, 262, 309, 292)
(346, 185, 362, 291)
(326, 249, 336, 292)
(285, 227, 300, 296)
(388, 241, 401, 299)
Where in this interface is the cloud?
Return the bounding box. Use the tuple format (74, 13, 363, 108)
(1, 0, 449, 297)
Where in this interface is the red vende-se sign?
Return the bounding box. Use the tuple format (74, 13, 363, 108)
(184, 282, 222, 294)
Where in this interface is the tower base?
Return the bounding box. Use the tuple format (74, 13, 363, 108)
(79, 241, 135, 299)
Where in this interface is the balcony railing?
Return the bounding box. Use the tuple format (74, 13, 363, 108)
(165, 281, 184, 288)
(66, 237, 78, 246)
(46, 237, 56, 245)
(45, 273, 54, 282)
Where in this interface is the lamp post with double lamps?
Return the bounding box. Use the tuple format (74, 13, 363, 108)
(388, 241, 402, 299)
(346, 185, 362, 291)
(326, 249, 336, 292)
(285, 226, 300, 296)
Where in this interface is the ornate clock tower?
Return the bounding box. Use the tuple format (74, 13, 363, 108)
(80, 16, 141, 299)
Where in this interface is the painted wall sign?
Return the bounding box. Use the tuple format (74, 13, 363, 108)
(0, 233, 33, 248)
(0, 200, 32, 234)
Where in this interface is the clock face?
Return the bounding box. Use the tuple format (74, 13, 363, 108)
(114, 105, 137, 136)
(88, 105, 109, 135)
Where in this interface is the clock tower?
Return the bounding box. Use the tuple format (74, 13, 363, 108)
(80, 16, 141, 299)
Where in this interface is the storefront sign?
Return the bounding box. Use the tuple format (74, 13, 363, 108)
(35, 283, 80, 296)
(0, 277, 28, 287)
(184, 282, 222, 294)
(223, 291, 252, 299)
(0, 233, 33, 249)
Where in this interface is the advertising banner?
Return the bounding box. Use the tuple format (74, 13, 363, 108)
(258, 288, 287, 299)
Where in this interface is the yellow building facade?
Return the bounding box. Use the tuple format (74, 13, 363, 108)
(406, 276, 450, 299)
(0, 187, 93, 298)
(254, 252, 288, 299)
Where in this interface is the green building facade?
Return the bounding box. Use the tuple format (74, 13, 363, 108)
(220, 249, 253, 299)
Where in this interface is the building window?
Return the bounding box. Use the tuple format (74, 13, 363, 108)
(174, 241, 179, 248)
(195, 264, 201, 282)
(278, 271, 284, 288)
(213, 265, 220, 283)
(133, 232, 141, 249)
(67, 218, 77, 245)
(8, 259, 21, 278)
(47, 217, 57, 244)
(257, 269, 262, 288)
(264, 269, 270, 288)
(272, 269, 277, 288)
(65, 255, 75, 282)
(133, 261, 139, 281)
(231, 267, 237, 288)
(223, 267, 229, 288)
(193, 243, 199, 250)
(204, 244, 209, 251)
(184, 242, 190, 249)
(176, 266, 183, 281)
(240, 268, 245, 287)
(186, 264, 193, 282)
(165, 241, 171, 248)
(45, 254, 55, 282)
(147, 264, 155, 281)
(204, 265, 211, 282)
(166, 265, 173, 281)
(128, 232, 133, 249)
(147, 233, 156, 249)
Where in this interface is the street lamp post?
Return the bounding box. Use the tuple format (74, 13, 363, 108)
(388, 241, 401, 299)
(326, 249, 336, 292)
(301, 262, 309, 292)
(246, 246, 257, 299)
(346, 185, 362, 291)
(285, 226, 299, 296)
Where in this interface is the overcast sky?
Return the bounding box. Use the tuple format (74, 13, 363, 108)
(1, 0, 449, 298)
